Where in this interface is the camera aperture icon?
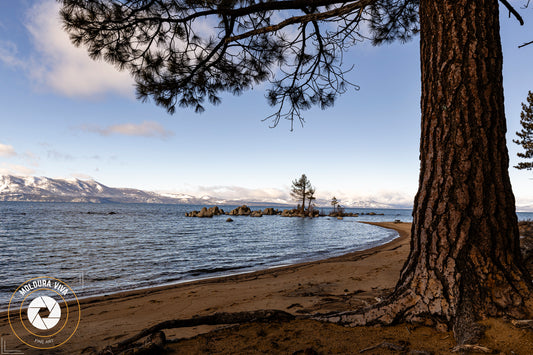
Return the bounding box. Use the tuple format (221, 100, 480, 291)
(27, 296, 61, 330)
(9, 276, 80, 349)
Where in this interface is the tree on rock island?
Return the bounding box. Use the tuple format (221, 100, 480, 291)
(290, 174, 313, 216)
(60, 0, 533, 345)
(307, 186, 316, 213)
(331, 196, 339, 213)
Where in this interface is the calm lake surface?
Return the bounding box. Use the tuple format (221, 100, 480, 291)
(1, 202, 531, 308)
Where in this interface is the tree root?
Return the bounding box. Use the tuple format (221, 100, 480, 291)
(312, 288, 513, 347)
(94, 303, 533, 354)
(450, 344, 493, 353)
(97, 309, 295, 354)
(511, 319, 533, 329)
(313, 289, 420, 327)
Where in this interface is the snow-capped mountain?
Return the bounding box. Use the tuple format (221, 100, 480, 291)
(0, 175, 408, 208)
(0, 175, 207, 204)
(0, 175, 294, 206)
(333, 199, 397, 209)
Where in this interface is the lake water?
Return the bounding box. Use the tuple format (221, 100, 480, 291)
(1, 202, 531, 309)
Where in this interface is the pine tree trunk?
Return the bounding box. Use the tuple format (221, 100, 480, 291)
(405, 0, 532, 324)
(302, 187, 306, 215)
(323, 0, 532, 343)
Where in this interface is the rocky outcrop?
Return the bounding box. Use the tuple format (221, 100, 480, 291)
(186, 206, 225, 217)
(281, 209, 319, 218)
(262, 207, 279, 215)
(250, 210, 263, 217)
(281, 209, 297, 217)
(187, 205, 319, 218)
(328, 212, 359, 217)
(309, 209, 320, 217)
(229, 205, 252, 216)
(186, 205, 259, 217)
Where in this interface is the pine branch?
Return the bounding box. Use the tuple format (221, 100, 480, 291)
(519, 40, 533, 48)
(225, 1, 372, 43)
(499, 0, 524, 25)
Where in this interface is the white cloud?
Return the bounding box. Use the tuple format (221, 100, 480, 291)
(0, 163, 36, 176)
(362, 191, 414, 207)
(317, 189, 414, 208)
(173, 185, 415, 208)
(82, 121, 174, 139)
(179, 185, 290, 202)
(0, 143, 17, 157)
(0, 143, 41, 168)
(0, 0, 135, 98)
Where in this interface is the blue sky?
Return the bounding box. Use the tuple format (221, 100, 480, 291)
(1, 1, 533, 209)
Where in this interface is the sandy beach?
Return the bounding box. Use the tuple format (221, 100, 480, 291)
(1, 221, 532, 354)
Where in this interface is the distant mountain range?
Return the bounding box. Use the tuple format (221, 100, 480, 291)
(0, 175, 286, 206)
(0, 175, 189, 204)
(0, 175, 400, 208)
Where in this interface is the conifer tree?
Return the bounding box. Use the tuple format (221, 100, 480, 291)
(307, 187, 316, 213)
(60, 0, 533, 343)
(290, 174, 312, 215)
(331, 196, 339, 213)
(514, 91, 533, 170)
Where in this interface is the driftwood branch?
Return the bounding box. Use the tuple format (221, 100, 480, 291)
(105, 310, 296, 354)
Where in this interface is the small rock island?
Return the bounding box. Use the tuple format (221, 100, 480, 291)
(185, 205, 383, 218)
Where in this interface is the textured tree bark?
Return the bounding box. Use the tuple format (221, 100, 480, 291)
(321, 0, 533, 343)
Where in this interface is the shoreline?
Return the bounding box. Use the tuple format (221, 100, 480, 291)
(68, 221, 408, 307)
(75, 221, 401, 303)
(3, 221, 530, 354)
(0, 221, 401, 313)
(0, 221, 412, 353)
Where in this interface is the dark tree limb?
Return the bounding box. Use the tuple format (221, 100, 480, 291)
(105, 310, 296, 354)
(519, 39, 533, 48)
(225, 1, 371, 43)
(60, 0, 420, 127)
(499, 0, 525, 25)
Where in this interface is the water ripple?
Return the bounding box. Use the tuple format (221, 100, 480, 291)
(0, 202, 422, 308)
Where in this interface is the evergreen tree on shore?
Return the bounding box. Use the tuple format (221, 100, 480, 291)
(60, 0, 533, 344)
(514, 91, 533, 170)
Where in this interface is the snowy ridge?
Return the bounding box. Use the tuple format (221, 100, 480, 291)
(0, 175, 290, 205)
(0, 175, 200, 204)
(0, 175, 401, 208)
